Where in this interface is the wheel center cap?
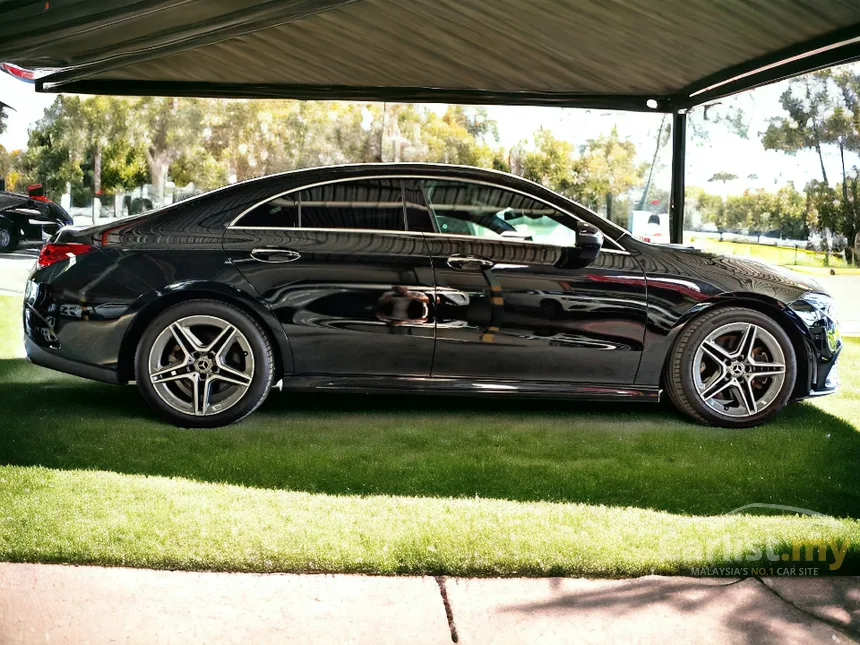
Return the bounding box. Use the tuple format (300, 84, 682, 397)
(195, 357, 213, 373)
(730, 362, 745, 377)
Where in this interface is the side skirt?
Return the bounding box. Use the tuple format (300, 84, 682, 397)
(277, 375, 662, 402)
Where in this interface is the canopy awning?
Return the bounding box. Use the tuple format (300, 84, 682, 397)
(3, 0, 860, 111)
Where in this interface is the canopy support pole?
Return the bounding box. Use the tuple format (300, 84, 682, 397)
(669, 111, 687, 245)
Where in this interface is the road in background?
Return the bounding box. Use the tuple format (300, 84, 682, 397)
(0, 244, 39, 296)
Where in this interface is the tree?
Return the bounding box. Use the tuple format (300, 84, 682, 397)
(771, 182, 808, 240)
(571, 127, 646, 221)
(403, 106, 503, 168)
(762, 71, 838, 183)
(100, 139, 151, 194)
(708, 171, 738, 184)
(19, 97, 86, 199)
(724, 190, 773, 241)
(520, 128, 577, 197)
(132, 97, 211, 202)
(807, 173, 860, 263)
(698, 191, 727, 238)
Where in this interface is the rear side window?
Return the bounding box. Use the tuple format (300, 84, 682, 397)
(403, 179, 435, 232)
(299, 179, 405, 231)
(238, 195, 299, 228)
(235, 178, 409, 231)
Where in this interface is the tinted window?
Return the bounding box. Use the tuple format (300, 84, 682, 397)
(298, 179, 405, 231)
(403, 180, 435, 232)
(238, 195, 299, 228)
(422, 179, 577, 246)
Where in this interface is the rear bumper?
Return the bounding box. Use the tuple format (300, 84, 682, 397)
(24, 336, 122, 384)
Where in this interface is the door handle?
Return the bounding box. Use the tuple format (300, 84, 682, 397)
(250, 248, 302, 263)
(447, 254, 494, 271)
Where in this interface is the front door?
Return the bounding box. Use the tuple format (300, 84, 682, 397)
(223, 177, 436, 376)
(420, 179, 648, 384)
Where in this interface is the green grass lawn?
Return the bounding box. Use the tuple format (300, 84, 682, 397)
(2, 296, 859, 576)
(691, 237, 854, 269)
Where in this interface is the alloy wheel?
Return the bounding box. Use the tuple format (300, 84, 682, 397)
(692, 321, 786, 418)
(0, 228, 10, 249)
(147, 314, 255, 416)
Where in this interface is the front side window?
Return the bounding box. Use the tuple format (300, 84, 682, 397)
(422, 179, 578, 246)
(235, 178, 408, 231)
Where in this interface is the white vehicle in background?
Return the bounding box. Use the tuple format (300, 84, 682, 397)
(628, 210, 669, 244)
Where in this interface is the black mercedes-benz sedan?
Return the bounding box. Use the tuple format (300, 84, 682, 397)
(23, 163, 842, 428)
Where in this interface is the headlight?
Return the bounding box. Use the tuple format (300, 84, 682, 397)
(791, 293, 841, 352)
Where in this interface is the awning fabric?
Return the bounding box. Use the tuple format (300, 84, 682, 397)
(2, 0, 860, 110)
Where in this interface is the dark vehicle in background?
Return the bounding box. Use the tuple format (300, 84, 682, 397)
(0, 185, 73, 252)
(22, 164, 842, 428)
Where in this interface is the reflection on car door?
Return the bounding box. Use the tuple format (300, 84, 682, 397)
(420, 179, 648, 384)
(223, 178, 437, 376)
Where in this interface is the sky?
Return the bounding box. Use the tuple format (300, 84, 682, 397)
(2, 69, 857, 200)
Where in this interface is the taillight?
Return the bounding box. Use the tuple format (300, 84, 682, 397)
(37, 243, 94, 269)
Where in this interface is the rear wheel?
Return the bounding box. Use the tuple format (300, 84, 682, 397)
(135, 300, 274, 427)
(665, 307, 797, 427)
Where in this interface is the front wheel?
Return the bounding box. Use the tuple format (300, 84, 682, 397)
(665, 307, 797, 428)
(135, 299, 274, 428)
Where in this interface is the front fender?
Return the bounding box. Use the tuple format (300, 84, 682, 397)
(635, 291, 813, 388)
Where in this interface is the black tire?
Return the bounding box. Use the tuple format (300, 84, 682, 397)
(664, 306, 797, 428)
(540, 299, 563, 319)
(0, 225, 19, 252)
(134, 299, 274, 428)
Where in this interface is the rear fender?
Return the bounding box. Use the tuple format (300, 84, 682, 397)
(117, 280, 293, 382)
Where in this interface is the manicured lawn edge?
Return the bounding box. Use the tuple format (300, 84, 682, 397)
(2, 465, 859, 577)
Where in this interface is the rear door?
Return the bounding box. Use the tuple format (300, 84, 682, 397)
(420, 178, 648, 384)
(223, 177, 437, 376)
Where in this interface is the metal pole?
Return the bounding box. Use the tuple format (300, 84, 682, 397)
(669, 111, 687, 245)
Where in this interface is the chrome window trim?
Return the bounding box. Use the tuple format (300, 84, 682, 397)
(230, 226, 427, 237)
(226, 174, 628, 253)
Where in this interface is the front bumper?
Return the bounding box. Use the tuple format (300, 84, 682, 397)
(789, 293, 842, 399)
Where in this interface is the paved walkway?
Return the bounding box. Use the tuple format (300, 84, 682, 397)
(1, 564, 858, 644)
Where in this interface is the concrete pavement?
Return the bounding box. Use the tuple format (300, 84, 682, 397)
(1, 563, 858, 644)
(0, 245, 38, 296)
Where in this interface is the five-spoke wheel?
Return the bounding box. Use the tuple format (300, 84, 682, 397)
(665, 307, 797, 427)
(135, 300, 274, 427)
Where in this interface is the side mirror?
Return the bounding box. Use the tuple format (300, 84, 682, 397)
(555, 222, 603, 270)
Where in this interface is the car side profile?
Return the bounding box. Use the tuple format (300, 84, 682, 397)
(23, 163, 842, 428)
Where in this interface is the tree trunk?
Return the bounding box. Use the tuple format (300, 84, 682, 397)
(93, 145, 102, 197)
(144, 148, 169, 206)
(637, 115, 667, 210)
(814, 140, 828, 184)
